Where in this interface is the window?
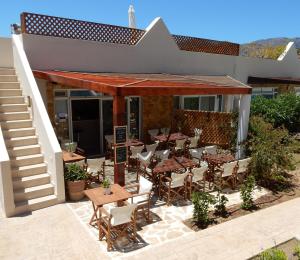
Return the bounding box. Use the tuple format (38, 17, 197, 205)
(70, 90, 102, 97)
(252, 87, 278, 99)
(182, 96, 218, 111)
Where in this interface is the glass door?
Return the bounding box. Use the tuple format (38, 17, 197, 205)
(102, 99, 113, 153)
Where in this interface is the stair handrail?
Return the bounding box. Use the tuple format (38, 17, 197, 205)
(0, 127, 15, 217)
(12, 34, 65, 203)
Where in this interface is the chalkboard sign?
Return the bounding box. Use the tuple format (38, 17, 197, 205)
(114, 145, 127, 164)
(114, 125, 127, 145)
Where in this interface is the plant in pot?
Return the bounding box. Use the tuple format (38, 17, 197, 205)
(102, 178, 111, 195)
(64, 163, 87, 201)
(64, 142, 77, 157)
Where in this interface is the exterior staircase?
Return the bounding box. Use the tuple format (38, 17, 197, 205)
(0, 67, 57, 215)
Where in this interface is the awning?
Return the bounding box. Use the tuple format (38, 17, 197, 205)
(33, 70, 252, 96)
(248, 76, 300, 85)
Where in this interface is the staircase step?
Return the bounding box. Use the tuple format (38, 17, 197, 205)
(0, 119, 32, 129)
(12, 163, 47, 178)
(0, 96, 24, 104)
(14, 183, 54, 202)
(0, 103, 27, 112)
(0, 89, 22, 96)
(0, 75, 18, 82)
(0, 111, 30, 121)
(13, 173, 50, 189)
(11, 154, 44, 167)
(0, 82, 20, 88)
(3, 127, 35, 138)
(0, 68, 15, 75)
(14, 195, 57, 216)
(8, 144, 41, 157)
(6, 135, 38, 147)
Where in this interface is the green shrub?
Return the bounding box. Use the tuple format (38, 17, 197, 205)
(251, 93, 300, 133)
(64, 163, 87, 181)
(247, 116, 295, 190)
(192, 191, 216, 227)
(294, 244, 300, 259)
(240, 175, 255, 210)
(259, 248, 287, 260)
(102, 178, 111, 188)
(214, 190, 228, 216)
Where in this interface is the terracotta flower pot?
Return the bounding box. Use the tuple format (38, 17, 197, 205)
(67, 180, 86, 201)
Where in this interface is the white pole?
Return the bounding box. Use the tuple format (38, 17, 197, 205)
(128, 5, 136, 28)
(236, 94, 251, 159)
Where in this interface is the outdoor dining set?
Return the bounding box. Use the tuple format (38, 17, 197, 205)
(64, 127, 251, 251)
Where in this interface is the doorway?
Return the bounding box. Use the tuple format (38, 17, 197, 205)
(71, 99, 100, 156)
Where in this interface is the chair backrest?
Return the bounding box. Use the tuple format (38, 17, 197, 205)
(137, 151, 153, 167)
(237, 158, 251, 174)
(87, 158, 105, 173)
(110, 203, 137, 226)
(155, 149, 170, 160)
(161, 127, 170, 135)
(205, 145, 217, 155)
(139, 176, 153, 194)
(192, 165, 208, 180)
(175, 139, 186, 149)
(130, 146, 144, 157)
(171, 170, 189, 188)
(148, 129, 159, 137)
(146, 143, 159, 153)
(189, 136, 200, 148)
(222, 161, 238, 177)
(190, 147, 204, 159)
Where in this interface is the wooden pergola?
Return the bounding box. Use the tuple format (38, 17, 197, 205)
(34, 70, 252, 186)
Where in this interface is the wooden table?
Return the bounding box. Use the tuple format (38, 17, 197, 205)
(84, 184, 132, 225)
(62, 151, 86, 164)
(154, 132, 188, 142)
(126, 139, 144, 147)
(153, 157, 196, 174)
(203, 153, 235, 182)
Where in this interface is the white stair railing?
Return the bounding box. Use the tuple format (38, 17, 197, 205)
(12, 34, 65, 203)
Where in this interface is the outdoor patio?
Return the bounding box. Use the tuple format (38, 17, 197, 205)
(67, 162, 269, 257)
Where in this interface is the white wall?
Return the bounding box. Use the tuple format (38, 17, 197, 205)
(22, 17, 300, 84)
(0, 37, 13, 68)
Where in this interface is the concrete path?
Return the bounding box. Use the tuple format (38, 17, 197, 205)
(0, 203, 109, 260)
(1, 198, 300, 260)
(124, 198, 300, 260)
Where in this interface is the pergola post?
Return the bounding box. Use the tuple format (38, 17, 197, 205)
(236, 94, 251, 159)
(113, 95, 126, 186)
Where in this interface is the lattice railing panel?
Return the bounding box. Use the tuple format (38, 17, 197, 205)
(174, 110, 234, 148)
(173, 35, 240, 56)
(21, 12, 145, 45)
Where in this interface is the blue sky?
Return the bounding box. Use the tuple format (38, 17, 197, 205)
(1, 0, 299, 43)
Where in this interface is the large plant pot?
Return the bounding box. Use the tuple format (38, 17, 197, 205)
(67, 180, 85, 201)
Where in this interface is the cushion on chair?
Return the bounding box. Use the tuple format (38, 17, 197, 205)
(130, 194, 148, 204)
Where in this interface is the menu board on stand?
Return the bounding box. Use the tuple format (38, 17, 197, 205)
(113, 126, 128, 164)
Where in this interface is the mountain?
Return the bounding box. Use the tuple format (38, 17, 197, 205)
(240, 37, 300, 58)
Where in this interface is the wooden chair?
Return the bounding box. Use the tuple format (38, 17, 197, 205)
(105, 135, 114, 160)
(189, 147, 204, 165)
(237, 157, 251, 183)
(204, 145, 217, 155)
(137, 151, 153, 181)
(161, 127, 170, 135)
(86, 158, 106, 184)
(191, 165, 208, 193)
(126, 175, 153, 223)
(155, 149, 170, 161)
(129, 145, 144, 170)
(175, 139, 187, 155)
(188, 135, 200, 149)
(145, 143, 159, 154)
(159, 170, 191, 206)
(215, 161, 238, 190)
(99, 202, 137, 251)
(148, 129, 159, 141)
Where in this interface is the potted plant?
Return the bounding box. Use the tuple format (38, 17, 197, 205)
(102, 178, 111, 195)
(64, 163, 87, 201)
(64, 142, 77, 157)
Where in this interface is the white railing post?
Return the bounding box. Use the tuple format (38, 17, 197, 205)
(12, 34, 65, 203)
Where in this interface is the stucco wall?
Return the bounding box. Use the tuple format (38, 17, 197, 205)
(22, 17, 300, 85)
(0, 37, 13, 68)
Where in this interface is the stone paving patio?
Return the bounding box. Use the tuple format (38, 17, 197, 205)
(67, 161, 269, 258)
